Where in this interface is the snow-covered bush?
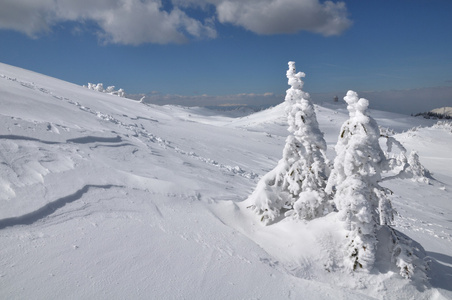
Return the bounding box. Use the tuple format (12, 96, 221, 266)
(379, 126, 395, 136)
(84, 83, 125, 97)
(116, 88, 125, 97)
(105, 85, 115, 93)
(434, 120, 452, 133)
(406, 151, 430, 184)
(378, 226, 429, 280)
(380, 133, 430, 183)
(326, 90, 394, 271)
(248, 61, 330, 224)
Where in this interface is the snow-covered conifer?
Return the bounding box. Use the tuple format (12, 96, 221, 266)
(85, 83, 125, 97)
(95, 83, 104, 92)
(248, 61, 330, 224)
(326, 90, 394, 271)
(105, 86, 115, 93)
(117, 88, 125, 98)
(406, 151, 430, 184)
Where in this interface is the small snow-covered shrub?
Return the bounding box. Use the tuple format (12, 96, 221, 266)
(406, 151, 430, 184)
(380, 135, 430, 183)
(84, 83, 125, 97)
(248, 163, 290, 223)
(105, 85, 115, 93)
(377, 226, 429, 280)
(379, 126, 395, 136)
(434, 120, 452, 133)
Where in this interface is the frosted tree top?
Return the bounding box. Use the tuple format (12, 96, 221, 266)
(286, 61, 306, 91)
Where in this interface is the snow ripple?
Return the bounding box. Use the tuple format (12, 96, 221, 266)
(1, 75, 259, 180)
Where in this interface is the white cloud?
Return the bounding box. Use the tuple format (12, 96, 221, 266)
(0, 0, 351, 44)
(215, 0, 351, 36)
(0, 0, 216, 44)
(174, 0, 351, 36)
(0, 0, 54, 37)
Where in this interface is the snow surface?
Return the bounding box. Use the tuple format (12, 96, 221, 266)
(1, 62, 451, 299)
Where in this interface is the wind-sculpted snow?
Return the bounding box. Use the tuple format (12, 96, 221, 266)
(66, 135, 123, 144)
(1, 71, 258, 180)
(0, 134, 123, 145)
(0, 134, 60, 144)
(0, 185, 123, 229)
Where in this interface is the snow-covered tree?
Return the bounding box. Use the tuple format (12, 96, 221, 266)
(326, 90, 394, 271)
(248, 61, 330, 224)
(116, 88, 125, 98)
(406, 151, 430, 183)
(85, 83, 125, 97)
(105, 85, 116, 93)
(380, 134, 430, 184)
(95, 83, 104, 92)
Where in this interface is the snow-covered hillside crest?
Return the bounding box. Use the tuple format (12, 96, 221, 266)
(248, 61, 330, 223)
(431, 107, 452, 117)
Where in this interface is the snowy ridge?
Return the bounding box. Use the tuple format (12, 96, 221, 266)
(1, 62, 452, 299)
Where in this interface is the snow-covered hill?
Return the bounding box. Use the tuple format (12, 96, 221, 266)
(431, 107, 452, 118)
(1, 62, 451, 299)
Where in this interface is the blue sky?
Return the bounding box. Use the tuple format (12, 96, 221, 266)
(1, 0, 451, 113)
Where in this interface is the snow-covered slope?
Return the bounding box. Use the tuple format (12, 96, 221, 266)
(431, 107, 452, 118)
(1, 62, 451, 299)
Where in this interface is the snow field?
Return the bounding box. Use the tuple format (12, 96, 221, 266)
(0, 62, 451, 299)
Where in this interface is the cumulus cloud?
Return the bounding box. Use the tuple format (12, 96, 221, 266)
(0, 0, 54, 36)
(0, 0, 351, 44)
(213, 0, 351, 36)
(0, 0, 217, 44)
